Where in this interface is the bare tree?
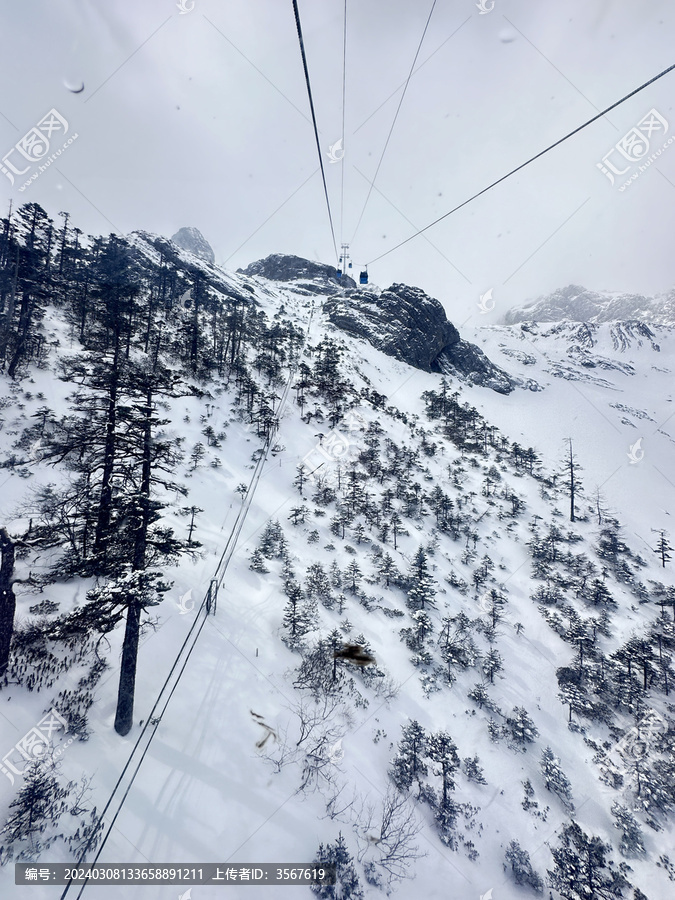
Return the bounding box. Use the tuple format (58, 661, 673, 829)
(561, 438, 582, 523)
(355, 787, 425, 887)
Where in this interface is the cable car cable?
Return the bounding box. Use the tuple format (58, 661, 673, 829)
(60, 303, 319, 898)
(291, 0, 339, 262)
(367, 61, 675, 266)
(339, 0, 348, 244)
(350, 0, 438, 244)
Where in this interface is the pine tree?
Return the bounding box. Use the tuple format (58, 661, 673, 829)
(305, 562, 332, 604)
(344, 560, 362, 595)
(653, 529, 673, 568)
(1, 760, 70, 857)
(311, 831, 364, 899)
(400, 610, 434, 657)
(506, 706, 539, 746)
(390, 721, 428, 793)
(482, 648, 503, 684)
(378, 552, 398, 588)
(281, 580, 313, 650)
(504, 840, 543, 892)
(249, 547, 269, 573)
(540, 747, 574, 811)
(463, 755, 487, 784)
(468, 683, 490, 710)
(294, 463, 308, 496)
(329, 560, 342, 589)
(547, 822, 630, 900)
(560, 438, 583, 523)
(407, 547, 436, 611)
(611, 802, 645, 857)
(259, 520, 285, 558)
(0, 527, 16, 676)
(427, 731, 460, 844)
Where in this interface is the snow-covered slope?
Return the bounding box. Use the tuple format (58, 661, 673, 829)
(469, 318, 675, 538)
(0, 250, 673, 900)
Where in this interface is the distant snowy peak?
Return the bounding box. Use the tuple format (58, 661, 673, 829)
(170, 226, 215, 265)
(504, 283, 675, 325)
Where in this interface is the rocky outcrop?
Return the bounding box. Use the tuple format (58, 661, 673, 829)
(171, 227, 216, 265)
(324, 283, 514, 393)
(240, 254, 355, 289)
(437, 340, 514, 395)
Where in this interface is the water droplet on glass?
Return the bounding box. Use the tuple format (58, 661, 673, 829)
(64, 77, 85, 93)
(499, 28, 516, 43)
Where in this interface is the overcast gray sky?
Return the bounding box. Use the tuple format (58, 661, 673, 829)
(1, 0, 674, 323)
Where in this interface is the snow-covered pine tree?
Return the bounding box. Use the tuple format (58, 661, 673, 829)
(611, 802, 645, 857)
(377, 552, 398, 588)
(305, 562, 332, 606)
(249, 547, 269, 573)
(281, 580, 313, 650)
(258, 520, 285, 558)
(504, 840, 543, 892)
(540, 747, 574, 811)
(547, 822, 630, 900)
(406, 547, 436, 611)
(427, 730, 460, 846)
(390, 720, 428, 793)
(506, 706, 539, 747)
(1, 760, 70, 860)
(463, 755, 487, 784)
(311, 832, 364, 899)
(400, 610, 434, 656)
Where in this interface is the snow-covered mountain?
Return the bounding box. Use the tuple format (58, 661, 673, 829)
(504, 285, 675, 326)
(0, 226, 674, 900)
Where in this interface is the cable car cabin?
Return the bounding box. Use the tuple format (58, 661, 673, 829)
(336, 269, 342, 278)
(359, 270, 368, 284)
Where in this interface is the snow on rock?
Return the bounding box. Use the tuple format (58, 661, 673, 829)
(325, 282, 515, 393)
(504, 283, 675, 326)
(170, 226, 216, 265)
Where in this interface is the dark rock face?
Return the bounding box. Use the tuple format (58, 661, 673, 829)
(240, 254, 355, 289)
(438, 340, 513, 395)
(325, 284, 458, 371)
(324, 282, 514, 393)
(171, 227, 215, 265)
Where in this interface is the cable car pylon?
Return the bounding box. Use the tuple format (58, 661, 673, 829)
(336, 242, 352, 278)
